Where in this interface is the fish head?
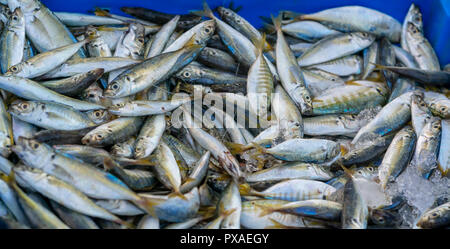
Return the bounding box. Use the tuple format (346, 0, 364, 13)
(370, 209, 401, 227)
(429, 100, 450, 119)
(5, 61, 28, 76)
(351, 32, 375, 47)
(86, 109, 111, 124)
(104, 74, 133, 98)
(81, 83, 103, 104)
(353, 166, 378, 182)
(198, 20, 216, 43)
(8, 0, 39, 16)
(407, 4, 423, 31)
(339, 114, 360, 130)
(12, 137, 53, 168)
(9, 99, 36, 117)
(294, 87, 313, 115)
(9, 7, 24, 28)
(416, 207, 446, 229)
(406, 22, 422, 39)
(176, 64, 200, 80)
(81, 129, 109, 146)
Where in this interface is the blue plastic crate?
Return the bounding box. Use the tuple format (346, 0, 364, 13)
(42, 0, 450, 66)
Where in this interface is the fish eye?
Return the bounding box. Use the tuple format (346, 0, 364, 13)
(12, 16, 18, 21)
(204, 27, 211, 33)
(111, 84, 119, 90)
(10, 66, 18, 72)
(183, 71, 191, 77)
(138, 37, 144, 43)
(125, 76, 131, 81)
(377, 217, 385, 223)
(368, 167, 374, 172)
(95, 111, 101, 117)
(431, 212, 439, 217)
(32, 142, 39, 149)
(88, 94, 95, 98)
(224, 11, 230, 15)
(441, 107, 446, 112)
(21, 103, 29, 109)
(96, 134, 103, 139)
(236, 19, 241, 23)
(305, 95, 310, 100)
(433, 125, 439, 129)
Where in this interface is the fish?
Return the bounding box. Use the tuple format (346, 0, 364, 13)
(292, 6, 401, 42)
(0, 7, 25, 74)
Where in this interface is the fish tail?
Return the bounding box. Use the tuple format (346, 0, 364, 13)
(94, 7, 111, 17)
(262, 23, 276, 34)
(168, 190, 188, 200)
(198, 205, 217, 219)
(338, 162, 354, 178)
(221, 208, 237, 218)
(134, 197, 159, 217)
(116, 218, 136, 229)
(271, 14, 282, 31)
(224, 141, 252, 155)
(254, 203, 277, 217)
(191, 1, 215, 19)
(0, 171, 17, 190)
(257, 33, 268, 54)
(266, 218, 291, 229)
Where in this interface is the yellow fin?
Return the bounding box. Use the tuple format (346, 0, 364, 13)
(266, 218, 291, 229)
(168, 191, 188, 201)
(190, 1, 215, 19)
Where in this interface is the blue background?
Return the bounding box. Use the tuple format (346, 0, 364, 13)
(42, 0, 450, 66)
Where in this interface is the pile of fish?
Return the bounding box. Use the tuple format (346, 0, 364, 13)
(0, 0, 449, 229)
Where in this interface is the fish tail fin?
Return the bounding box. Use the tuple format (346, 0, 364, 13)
(221, 208, 237, 218)
(191, 1, 215, 19)
(271, 14, 282, 32)
(116, 218, 136, 229)
(266, 218, 290, 229)
(0, 170, 14, 186)
(340, 144, 348, 156)
(168, 190, 188, 200)
(238, 182, 253, 196)
(94, 7, 111, 17)
(370, 63, 387, 71)
(339, 162, 354, 178)
(257, 33, 268, 55)
(103, 157, 119, 171)
(224, 142, 252, 155)
(198, 205, 217, 219)
(255, 203, 277, 217)
(262, 23, 276, 34)
(134, 197, 159, 217)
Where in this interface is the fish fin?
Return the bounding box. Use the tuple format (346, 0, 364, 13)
(267, 218, 290, 229)
(183, 34, 202, 49)
(262, 23, 276, 34)
(116, 218, 136, 229)
(198, 205, 217, 219)
(215, 173, 231, 182)
(183, 177, 197, 184)
(345, 81, 364, 86)
(340, 145, 348, 156)
(221, 208, 237, 218)
(0, 170, 14, 186)
(259, 15, 273, 24)
(339, 162, 354, 178)
(168, 191, 188, 200)
(238, 183, 252, 195)
(254, 203, 277, 217)
(270, 14, 282, 31)
(134, 197, 159, 217)
(224, 141, 252, 155)
(312, 98, 323, 103)
(94, 8, 111, 17)
(103, 157, 119, 171)
(190, 1, 215, 19)
(369, 63, 388, 71)
(256, 33, 267, 55)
